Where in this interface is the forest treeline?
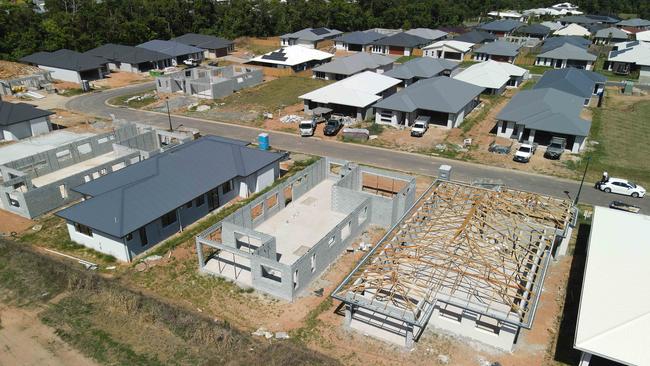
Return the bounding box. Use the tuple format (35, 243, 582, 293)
(1, 0, 648, 60)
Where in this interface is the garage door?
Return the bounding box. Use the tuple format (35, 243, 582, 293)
(214, 48, 228, 57)
(419, 110, 449, 127)
(566, 60, 588, 69)
(348, 44, 363, 52)
(491, 55, 510, 62)
(389, 46, 405, 55)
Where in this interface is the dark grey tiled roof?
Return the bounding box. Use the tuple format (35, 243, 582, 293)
(516, 24, 551, 36)
(20, 49, 107, 71)
(474, 40, 521, 57)
(335, 30, 385, 45)
(541, 36, 592, 53)
(537, 43, 597, 61)
(384, 57, 458, 80)
(477, 19, 524, 32)
(535, 68, 605, 99)
(85, 44, 171, 64)
(171, 33, 233, 50)
(56, 136, 285, 237)
(372, 32, 430, 48)
(454, 30, 497, 44)
(0, 101, 53, 126)
(136, 40, 204, 58)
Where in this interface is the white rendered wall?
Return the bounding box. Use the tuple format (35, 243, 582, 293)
(66, 222, 130, 261)
(38, 66, 81, 83)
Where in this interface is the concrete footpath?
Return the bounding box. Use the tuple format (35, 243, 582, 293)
(65, 83, 650, 213)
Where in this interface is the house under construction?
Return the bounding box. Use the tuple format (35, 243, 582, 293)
(332, 180, 574, 351)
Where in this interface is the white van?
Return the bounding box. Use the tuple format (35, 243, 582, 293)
(299, 119, 317, 137)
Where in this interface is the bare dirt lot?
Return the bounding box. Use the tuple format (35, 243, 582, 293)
(0, 305, 99, 366)
(0, 210, 33, 236)
(92, 71, 152, 89)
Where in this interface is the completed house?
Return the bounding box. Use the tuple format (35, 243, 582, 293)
(477, 19, 524, 37)
(606, 41, 650, 82)
(373, 77, 482, 129)
(535, 43, 597, 70)
(171, 33, 234, 58)
(56, 136, 286, 262)
(422, 40, 474, 61)
(0, 101, 53, 141)
(515, 24, 552, 40)
(540, 21, 563, 31)
(616, 18, 650, 32)
(20, 49, 107, 83)
(496, 87, 590, 152)
(312, 53, 394, 80)
(384, 57, 459, 87)
(473, 40, 522, 63)
(280, 27, 342, 49)
(593, 27, 629, 44)
(85, 44, 172, 73)
(454, 30, 497, 44)
(541, 36, 592, 53)
(370, 32, 430, 56)
(300, 71, 400, 120)
(136, 40, 204, 66)
(453, 60, 528, 95)
(334, 30, 386, 52)
(535, 68, 605, 106)
(247, 45, 333, 72)
(637, 30, 650, 42)
(553, 23, 591, 37)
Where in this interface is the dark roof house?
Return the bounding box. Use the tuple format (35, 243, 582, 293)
(474, 40, 522, 62)
(312, 52, 394, 79)
(477, 19, 524, 35)
(281, 27, 342, 48)
(384, 57, 458, 85)
(537, 43, 597, 62)
(516, 24, 552, 38)
(85, 44, 171, 72)
(137, 40, 204, 63)
(454, 30, 497, 44)
(335, 30, 386, 49)
(57, 135, 285, 238)
(0, 101, 53, 126)
(20, 49, 107, 83)
(534, 68, 605, 100)
(171, 33, 234, 57)
(372, 32, 431, 48)
(541, 36, 592, 53)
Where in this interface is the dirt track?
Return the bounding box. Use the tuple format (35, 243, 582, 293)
(0, 305, 98, 366)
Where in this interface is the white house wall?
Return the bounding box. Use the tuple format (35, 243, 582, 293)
(66, 222, 130, 261)
(29, 117, 51, 137)
(38, 65, 82, 83)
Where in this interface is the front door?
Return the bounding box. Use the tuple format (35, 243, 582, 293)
(207, 188, 219, 211)
(555, 59, 563, 68)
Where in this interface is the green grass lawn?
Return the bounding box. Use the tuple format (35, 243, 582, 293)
(218, 76, 330, 111)
(395, 55, 420, 63)
(568, 94, 650, 188)
(521, 64, 553, 75)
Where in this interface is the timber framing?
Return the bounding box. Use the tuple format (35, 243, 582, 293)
(332, 180, 573, 342)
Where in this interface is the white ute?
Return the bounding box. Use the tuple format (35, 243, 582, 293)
(299, 119, 316, 137)
(410, 116, 430, 137)
(513, 143, 537, 163)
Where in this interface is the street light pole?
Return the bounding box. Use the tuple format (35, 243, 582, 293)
(574, 156, 591, 206)
(166, 99, 173, 132)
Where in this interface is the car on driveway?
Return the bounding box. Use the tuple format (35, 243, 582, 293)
(513, 143, 537, 163)
(544, 137, 566, 160)
(598, 178, 646, 198)
(410, 116, 430, 137)
(323, 119, 343, 136)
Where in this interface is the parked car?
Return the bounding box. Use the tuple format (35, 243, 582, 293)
(598, 178, 646, 198)
(410, 116, 430, 137)
(513, 143, 537, 163)
(544, 137, 566, 160)
(488, 141, 512, 154)
(609, 201, 641, 213)
(183, 58, 199, 67)
(299, 119, 317, 137)
(323, 119, 343, 136)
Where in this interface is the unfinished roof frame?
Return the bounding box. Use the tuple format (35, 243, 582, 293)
(333, 180, 573, 344)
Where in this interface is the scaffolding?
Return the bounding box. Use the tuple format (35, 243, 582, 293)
(333, 180, 573, 340)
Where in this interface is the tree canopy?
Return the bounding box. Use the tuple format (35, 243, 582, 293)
(1, 0, 648, 60)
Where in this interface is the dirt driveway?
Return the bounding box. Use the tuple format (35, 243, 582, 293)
(0, 305, 98, 366)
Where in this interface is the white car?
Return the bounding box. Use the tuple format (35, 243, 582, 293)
(513, 143, 537, 163)
(599, 178, 646, 198)
(410, 116, 430, 137)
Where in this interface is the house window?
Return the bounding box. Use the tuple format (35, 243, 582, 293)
(74, 223, 93, 237)
(126, 233, 133, 241)
(195, 194, 205, 207)
(185, 201, 192, 209)
(139, 227, 148, 246)
(221, 180, 233, 194)
(500, 121, 507, 134)
(59, 184, 68, 199)
(161, 210, 177, 227)
(314, 71, 325, 79)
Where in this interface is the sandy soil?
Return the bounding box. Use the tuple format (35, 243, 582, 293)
(92, 71, 152, 89)
(0, 305, 99, 366)
(0, 210, 34, 236)
(0, 60, 44, 79)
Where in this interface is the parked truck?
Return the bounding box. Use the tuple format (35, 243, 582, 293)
(513, 143, 537, 163)
(544, 137, 567, 160)
(299, 119, 317, 137)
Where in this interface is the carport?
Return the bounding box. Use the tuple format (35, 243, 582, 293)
(417, 110, 449, 127)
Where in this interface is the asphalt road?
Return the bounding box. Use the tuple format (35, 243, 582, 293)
(66, 82, 649, 212)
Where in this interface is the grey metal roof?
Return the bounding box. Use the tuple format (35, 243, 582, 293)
(453, 30, 497, 44)
(537, 43, 597, 61)
(477, 19, 524, 32)
(85, 44, 171, 65)
(56, 136, 285, 238)
(136, 40, 203, 58)
(541, 36, 591, 53)
(312, 53, 394, 76)
(404, 28, 448, 41)
(280, 27, 342, 42)
(594, 27, 629, 39)
(535, 68, 605, 99)
(20, 49, 107, 71)
(373, 76, 483, 114)
(474, 40, 521, 57)
(585, 15, 620, 24)
(372, 32, 430, 48)
(0, 101, 53, 126)
(558, 15, 600, 25)
(516, 24, 551, 36)
(171, 33, 233, 50)
(384, 57, 458, 80)
(497, 88, 590, 136)
(616, 18, 650, 27)
(335, 30, 386, 45)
